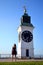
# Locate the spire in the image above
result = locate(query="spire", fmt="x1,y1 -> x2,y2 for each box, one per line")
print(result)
23,6 -> 27,13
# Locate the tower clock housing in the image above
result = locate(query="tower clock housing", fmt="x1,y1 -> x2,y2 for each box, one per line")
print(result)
17,8 -> 34,58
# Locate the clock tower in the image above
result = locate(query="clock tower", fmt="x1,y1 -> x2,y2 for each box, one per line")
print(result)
17,8 -> 34,58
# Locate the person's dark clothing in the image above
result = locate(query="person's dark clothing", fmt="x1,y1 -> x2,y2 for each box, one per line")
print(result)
12,46 -> 17,55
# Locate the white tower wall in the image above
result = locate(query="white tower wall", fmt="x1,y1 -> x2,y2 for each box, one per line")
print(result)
17,26 -> 34,58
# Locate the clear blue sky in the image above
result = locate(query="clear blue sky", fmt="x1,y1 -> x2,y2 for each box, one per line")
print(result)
0,0 -> 43,55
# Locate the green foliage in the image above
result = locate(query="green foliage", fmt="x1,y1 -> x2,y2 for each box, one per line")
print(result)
0,61 -> 43,65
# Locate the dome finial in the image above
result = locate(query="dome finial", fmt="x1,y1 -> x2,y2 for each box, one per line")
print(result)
23,6 -> 27,13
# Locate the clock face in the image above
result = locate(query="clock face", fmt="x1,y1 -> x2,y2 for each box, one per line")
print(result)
21,30 -> 33,42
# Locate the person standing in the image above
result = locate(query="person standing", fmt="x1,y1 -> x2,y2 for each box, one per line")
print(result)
12,44 -> 17,61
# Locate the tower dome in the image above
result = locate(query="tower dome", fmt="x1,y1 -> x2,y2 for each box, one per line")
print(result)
21,8 -> 34,27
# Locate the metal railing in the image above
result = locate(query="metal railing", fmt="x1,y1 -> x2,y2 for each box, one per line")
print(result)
0,54 -> 12,58
0,54 -> 43,59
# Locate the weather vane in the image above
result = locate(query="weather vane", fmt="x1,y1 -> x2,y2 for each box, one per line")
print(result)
23,6 -> 27,13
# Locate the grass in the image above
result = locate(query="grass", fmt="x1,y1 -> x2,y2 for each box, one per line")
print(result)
0,61 -> 43,65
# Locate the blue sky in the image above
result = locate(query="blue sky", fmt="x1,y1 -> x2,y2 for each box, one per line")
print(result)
0,0 -> 43,55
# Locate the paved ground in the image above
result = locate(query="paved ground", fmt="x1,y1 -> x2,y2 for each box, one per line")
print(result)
0,58 -> 43,62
